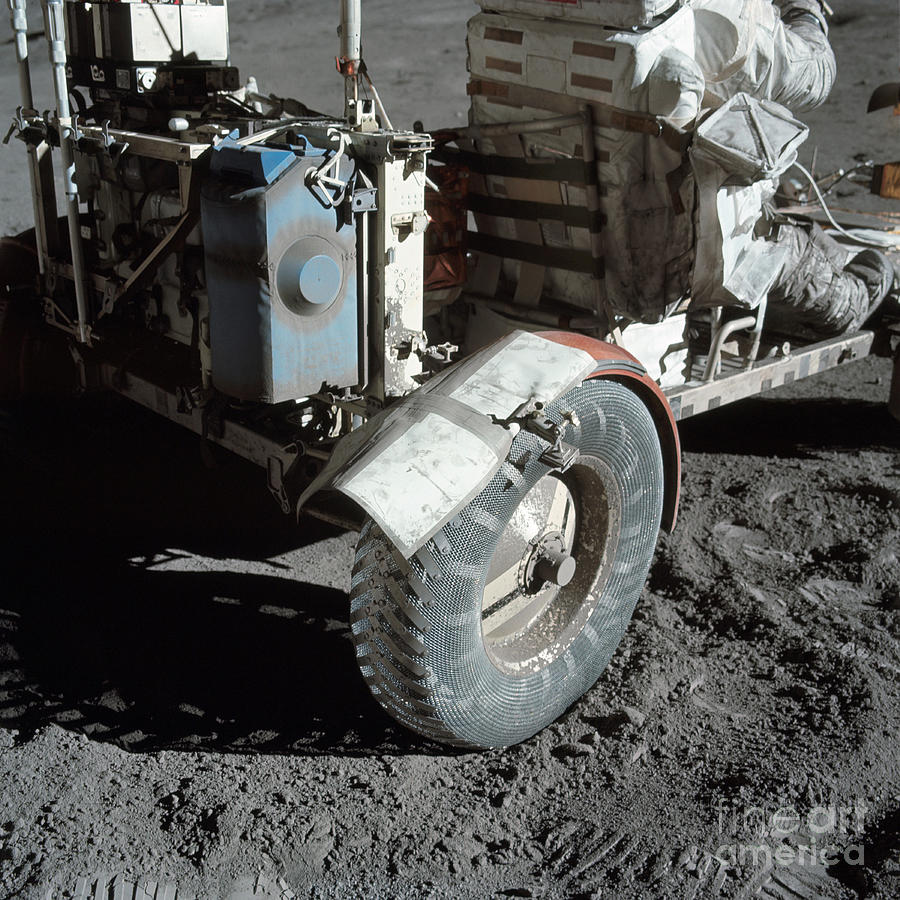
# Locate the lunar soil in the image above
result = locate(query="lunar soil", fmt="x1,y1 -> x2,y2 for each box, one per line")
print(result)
0,2 -> 898,898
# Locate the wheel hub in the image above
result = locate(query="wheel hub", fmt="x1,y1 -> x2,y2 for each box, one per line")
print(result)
481,457 -> 623,676
524,531 -> 577,591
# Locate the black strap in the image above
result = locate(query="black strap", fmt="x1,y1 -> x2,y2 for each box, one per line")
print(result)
431,146 -> 593,184
467,231 -> 600,276
467,192 -> 605,232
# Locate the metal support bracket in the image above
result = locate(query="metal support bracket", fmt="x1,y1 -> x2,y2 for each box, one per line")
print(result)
537,438 -> 579,472
72,117 -> 130,162
493,400 -> 580,472
267,444 -> 301,515
418,341 -> 459,371
350,186 -> 377,212
176,385 -> 207,415
67,339 -> 87,390
305,130 -> 352,209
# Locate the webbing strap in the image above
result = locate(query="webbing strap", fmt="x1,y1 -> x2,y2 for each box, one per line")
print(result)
467,231 -> 601,276
467,192 -> 605,232
431,145 -> 591,184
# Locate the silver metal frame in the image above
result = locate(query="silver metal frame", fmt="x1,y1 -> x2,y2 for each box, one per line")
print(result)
7,0 -> 57,274
43,0 -> 90,343
668,330 -> 878,421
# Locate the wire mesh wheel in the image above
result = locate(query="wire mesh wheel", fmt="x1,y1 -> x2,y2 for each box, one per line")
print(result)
349,378 -> 665,748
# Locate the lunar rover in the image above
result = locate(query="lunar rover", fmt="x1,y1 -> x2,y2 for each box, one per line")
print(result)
1,0 -> 897,748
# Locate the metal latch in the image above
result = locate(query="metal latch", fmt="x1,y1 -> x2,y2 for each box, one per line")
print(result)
537,438 -> 579,472
3,106 -> 46,147
494,400 -> 580,473
390,211 -> 428,238
420,341 -> 458,369
72,118 -> 130,162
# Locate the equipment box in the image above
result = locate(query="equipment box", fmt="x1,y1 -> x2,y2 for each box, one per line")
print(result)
465,7 -> 701,322
473,0 -> 680,28
65,0 -> 229,64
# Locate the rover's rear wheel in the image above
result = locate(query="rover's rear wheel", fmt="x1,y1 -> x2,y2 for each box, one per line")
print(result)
349,378 -> 664,748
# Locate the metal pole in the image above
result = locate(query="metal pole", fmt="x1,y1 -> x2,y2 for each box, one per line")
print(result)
42,0 -> 89,343
340,0 -> 361,122
702,316 -> 758,382
8,0 -> 56,274
8,0 -> 32,105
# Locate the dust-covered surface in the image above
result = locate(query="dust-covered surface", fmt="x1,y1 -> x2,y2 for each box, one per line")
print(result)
1,2 -> 899,899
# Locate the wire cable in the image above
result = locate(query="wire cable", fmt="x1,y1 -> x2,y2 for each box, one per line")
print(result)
792,161 -> 899,249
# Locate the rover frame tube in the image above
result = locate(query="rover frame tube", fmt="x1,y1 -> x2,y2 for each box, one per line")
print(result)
8,0 -> 55,275
43,0 -> 89,342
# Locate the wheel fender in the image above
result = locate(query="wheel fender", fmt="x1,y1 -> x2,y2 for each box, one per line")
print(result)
297,329 -> 679,556
538,330 -> 681,532
298,329 -> 599,554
